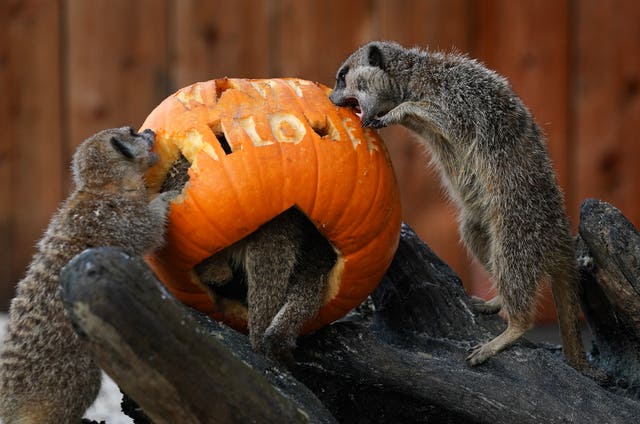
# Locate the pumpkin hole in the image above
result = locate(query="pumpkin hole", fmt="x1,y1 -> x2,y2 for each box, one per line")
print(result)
215,79 -> 233,100
196,255 -> 248,306
194,207 -> 337,311
215,133 -> 233,155
160,154 -> 190,193
312,125 -> 328,138
310,118 -> 340,141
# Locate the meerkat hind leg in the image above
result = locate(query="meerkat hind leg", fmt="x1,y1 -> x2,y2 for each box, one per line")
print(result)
262,212 -> 337,364
262,270 -> 330,363
467,313 -> 532,366
245,236 -> 297,356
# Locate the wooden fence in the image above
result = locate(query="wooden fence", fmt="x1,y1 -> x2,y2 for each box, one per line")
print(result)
1,0 -> 639,321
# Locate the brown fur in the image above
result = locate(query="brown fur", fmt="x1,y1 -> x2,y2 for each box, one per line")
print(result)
0,127 -> 174,423
330,41 -> 588,370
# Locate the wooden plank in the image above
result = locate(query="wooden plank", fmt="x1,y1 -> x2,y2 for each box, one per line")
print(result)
573,0 -> 640,229
377,0 -> 475,287
0,1 -> 63,309
475,0 -> 570,200
473,0 -> 570,321
66,0 -> 169,166
275,0 -> 375,86
379,0 -> 473,52
171,0 -> 270,88
0,2 -> 12,308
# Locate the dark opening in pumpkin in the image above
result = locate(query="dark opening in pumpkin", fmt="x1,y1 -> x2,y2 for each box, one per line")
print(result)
212,130 -> 233,155
158,153 -> 337,313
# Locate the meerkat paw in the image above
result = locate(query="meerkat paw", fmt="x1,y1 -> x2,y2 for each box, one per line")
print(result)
149,190 -> 179,213
470,296 -> 502,315
157,190 -> 180,203
466,342 -> 497,366
362,117 -> 387,129
576,361 -> 615,386
467,321 -> 528,365
261,330 -> 296,366
195,254 -> 233,287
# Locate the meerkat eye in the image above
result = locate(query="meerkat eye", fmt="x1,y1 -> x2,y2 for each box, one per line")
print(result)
336,66 -> 349,88
110,137 -> 135,160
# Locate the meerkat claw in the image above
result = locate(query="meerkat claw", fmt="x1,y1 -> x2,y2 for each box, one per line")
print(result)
466,343 -> 492,366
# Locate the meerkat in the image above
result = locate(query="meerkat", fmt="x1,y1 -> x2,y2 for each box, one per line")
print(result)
160,155 -> 337,363
329,41 -> 587,370
0,127 -> 175,423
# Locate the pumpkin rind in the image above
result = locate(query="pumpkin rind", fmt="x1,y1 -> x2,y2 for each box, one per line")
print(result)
142,78 -> 402,333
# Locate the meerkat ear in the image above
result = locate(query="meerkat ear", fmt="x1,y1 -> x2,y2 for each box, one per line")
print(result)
367,45 -> 384,69
110,137 -> 135,159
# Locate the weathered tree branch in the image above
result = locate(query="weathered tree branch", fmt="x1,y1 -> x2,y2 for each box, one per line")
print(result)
59,201 -> 640,423
60,249 -> 336,424
577,198 -> 640,395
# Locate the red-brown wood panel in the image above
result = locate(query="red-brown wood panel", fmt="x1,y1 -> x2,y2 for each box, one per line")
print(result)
171,0 -> 271,88
573,0 -> 640,228
275,0 -> 376,86
475,0 -> 570,196
377,0 -> 475,287
66,0 -> 169,170
0,1 -> 63,308
2,1 -> 640,312
0,1 -> 11,306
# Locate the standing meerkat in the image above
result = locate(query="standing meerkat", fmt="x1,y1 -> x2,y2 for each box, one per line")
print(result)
0,127 -> 175,423
160,156 -> 337,364
329,41 -> 587,370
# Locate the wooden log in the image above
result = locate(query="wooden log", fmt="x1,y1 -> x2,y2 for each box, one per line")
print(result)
577,198 -> 640,395
290,225 -> 640,423
59,223 -> 640,423
60,247 -> 336,424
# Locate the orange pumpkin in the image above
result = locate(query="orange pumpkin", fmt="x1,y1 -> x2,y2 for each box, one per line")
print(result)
141,78 -> 402,333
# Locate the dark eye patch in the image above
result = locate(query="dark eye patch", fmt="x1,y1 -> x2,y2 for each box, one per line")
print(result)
110,137 -> 135,159
336,66 -> 349,88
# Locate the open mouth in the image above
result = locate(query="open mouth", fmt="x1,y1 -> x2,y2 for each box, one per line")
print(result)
341,97 -> 363,120
340,97 -> 389,122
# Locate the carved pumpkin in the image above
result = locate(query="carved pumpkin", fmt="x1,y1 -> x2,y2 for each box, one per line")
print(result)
141,78 -> 402,333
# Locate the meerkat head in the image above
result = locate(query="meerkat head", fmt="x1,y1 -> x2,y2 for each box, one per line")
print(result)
329,41 -> 405,127
72,126 -> 157,189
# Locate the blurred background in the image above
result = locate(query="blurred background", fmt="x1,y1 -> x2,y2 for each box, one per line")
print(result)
1,0 -> 639,326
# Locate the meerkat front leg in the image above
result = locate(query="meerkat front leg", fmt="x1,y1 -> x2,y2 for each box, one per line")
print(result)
365,101 -> 447,134
149,190 -> 178,220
